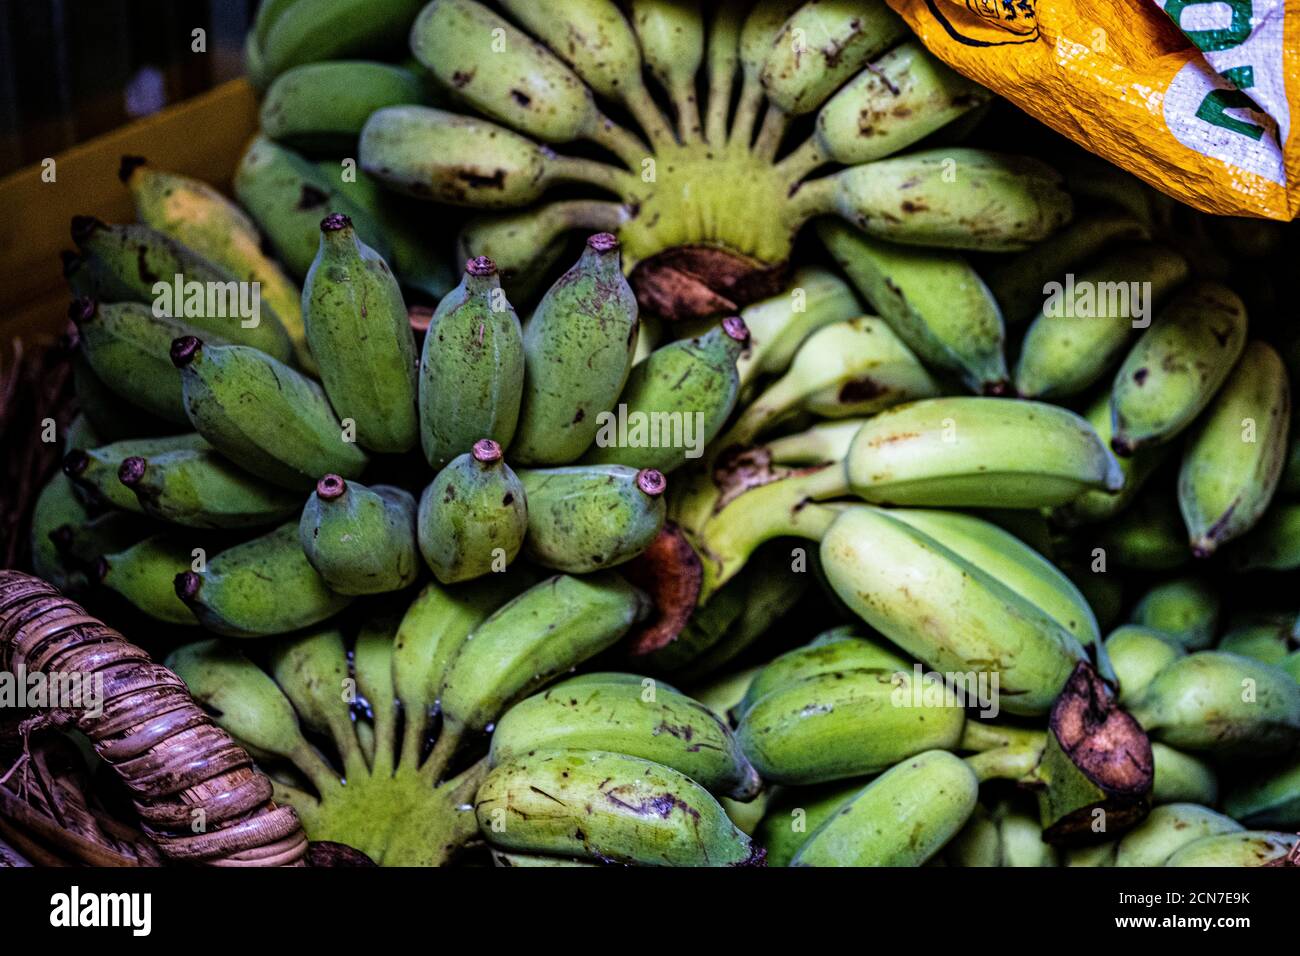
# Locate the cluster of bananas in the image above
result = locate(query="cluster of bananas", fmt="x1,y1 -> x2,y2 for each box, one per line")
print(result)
22,0 -> 1300,866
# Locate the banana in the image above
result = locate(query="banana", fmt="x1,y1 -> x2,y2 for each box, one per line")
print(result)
267,627 -> 354,745
456,205 -> 594,301
1164,831 -> 1298,867
1216,613 -> 1297,666
304,213 -> 419,453
261,61 -> 424,152
948,802 -> 1058,867
1109,281 -> 1248,454
754,778 -> 865,866
69,298 -> 221,425
439,572 -> 650,736
95,534 -> 201,625
475,749 -> 762,866
417,440 -> 528,584
489,677 -> 760,799
1113,803 -> 1243,867
737,630 -> 909,719
1151,742 -> 1218,806
1014,243 -> 1190,399
260,0 -> 426,79
117,446 -> 300,529
820,506 -> 1089,715
1098,487 -> 1190,571
119,157 -> 310,370
234,135 -> 391,279
736,667 -> 966,785
583,318 -> 749,471
1128,651 -> 1300,757
760,0 -> 907,116
63,434 -> 208,513
791,750 -> 979,866
51,512 -> 154,569
30,472 -> 92,593
517,466 -> 666,573
513,234 -> 640,465
814,42 -> 990,165
817,219 -> 1007,393
631,0 -> 705,139
1229,502 -> 1300,571
68,341 -> 176,443
1104,626 -> 1185,704
1129,577 -> 1220,650
417,257 -> 524,469
766,418 -> 864,465
69,216 -> 294,363
717,317 -> 940,450
1224,759 -> 1300,828
299,476 -> 420,595
172,338 -> 369,490
497,0 -> 644,105
1178,341 -> 1291,556
174,522 -> 353,637
808,150 -> 1073,252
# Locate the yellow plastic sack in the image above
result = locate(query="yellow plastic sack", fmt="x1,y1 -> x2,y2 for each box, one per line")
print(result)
887,0 -> 1299,220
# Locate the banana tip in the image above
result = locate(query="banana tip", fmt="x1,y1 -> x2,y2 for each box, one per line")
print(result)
1190,538 -> 1217,560
174,571 -> 201,602
466,256 -> 497,277
1110,434 -> 1136,457
982,379 -> 1011,397
636,468 -> 667,497
588,232 -> 619,253
118,155 -> 147,183
316,474 -> 348,500
67,297 -> 96,325
472,439 -> 503,464
92,557 -> 110,584
722,316 -> 750,343
118,456 -> 147,487
169,335 -> 203,368
48,525 -> 74,552
70,215 -> 106,244
321,213 -> 352,232
62,450 -> 89,478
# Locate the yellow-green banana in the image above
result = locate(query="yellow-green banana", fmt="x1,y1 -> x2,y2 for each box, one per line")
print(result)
1129,577 -> 1220,650
1164,831 -> 1297,867
1104,626 -> 1184,705
261,61 -> 424,152
117,446 -> 299,529
1113,803 -> 1242,867
298,476 -> 419,595
260,0 -> 426,79
95,534 -> 201,625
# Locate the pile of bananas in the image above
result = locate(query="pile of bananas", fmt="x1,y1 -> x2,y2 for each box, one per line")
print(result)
21,0 -> 1300,867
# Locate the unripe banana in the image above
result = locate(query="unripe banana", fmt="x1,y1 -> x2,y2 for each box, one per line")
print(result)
260,0 -> 425,79
948,802 -> 1058,867
1104,626 -> 1185,705
50,512 -> 154,570
817,219 -> 1007,393
117,447 -> 300,530
476,749 -> 762,866
1129,651 -> 1300,756
766,418 -> 864,465
815,42 -> 990,165
755,778 -> 864,866
820,506 -> 1089,715
299,476 -> 419,595
719,317 -> 940,449
63,434 -> 208,513
174,522 -> 353,638
497,0 -> 643,102
94,534 -> 201,625
68,298 -> 219,425
439,572 -> 649,735
1098,488 -> 1190,571
583,318 -> 749,471
261,61 -> 424,152
1014,243 -> 1190,399
737,667 -> 966,785
631,0 -> 704,136
68,341 -> 175,442
70,216 -> 293,363
1229,502 -> 1300,572
1113,803 -> 1243,867
172,338 -> 368,490
417,440 -> 527,583
1110,281 -> 1248,454
760,0 -> 907,116
456,205 -> 591,301
1129,577 -> 1220,650
1151,742 -> 1218,806
119,157 -> 310,370
490,677 -> 760,799
518,465 -> 666,573
1164,831 -> 1297,867
418,257 -> 524,469
813,150 -> 1073,252
304,213 -> 419,453
513,234 -> 640,464
1178,340 -> 1291,557
1224,759 -> 1300,829
31,472 -> 92,594
791,750 -> 979,866
1217,613 -> 1297,666
737,630 -> 909,719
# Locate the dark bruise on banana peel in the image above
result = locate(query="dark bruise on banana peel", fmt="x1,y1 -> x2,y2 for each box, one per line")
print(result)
620,521 -> 703,656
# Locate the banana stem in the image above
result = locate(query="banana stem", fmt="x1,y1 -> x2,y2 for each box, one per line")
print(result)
960,722 -> 1047,754
419,725 -> 464,787
671,82 -> 703,143
324,712 -> 369,784
623,81 -> 678,150
586,114 -> 653,171
399,706 -> 429,773
548,199 -> 629,233
729,74 -> 764,148
784,174 -> 839,231
288,741 -> 344,799
438,757 -> 490,850
752,105 -> 789,162
717,370 -> 806,450
370,706 -> 396,780
548,155 -> 637,198
777,136 -> 827,185
705,2 -> 744,145
964,741 -> 1046,784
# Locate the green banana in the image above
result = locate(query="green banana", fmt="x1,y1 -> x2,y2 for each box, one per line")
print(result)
70,216 -> 293,363
497,0 -> 645,105
261,61 -> 424,152
117,447 -> 300,530
1178,340 -> 1291,556
512,234 -> 640,465
1229,502 -> 1300,571
1113,803 -> 1243,867
172,338 -> 369,490
1224,759 -> 1300,828
518,466 -> 666,573
119,157 -> 310,370
299,476 -> 419,595
1148,742 -> 1217,807
737,667 -> 966,785
1098,487 -> 1190,571
174,521 -> 353,637
754,778 -> 864,867
790,750 -> 978,866
1216,612 -> 1297,666
439,572 -> 650,737
68,339 -> 176,442
1129,577 -> 1220,650
1104,626 -> 1185,705
766,418 -> 864,465
304,213 -> 418,453
631,0 -> 705,139
817,219 -> 1007,393
1129,651 -> 1300,757
717,317 -> 940,450
455,205 -> 594,301
417,256 -> 524,469
416,440 -> 528,584
95,534 -> 201,625
475,749 -> 762,866
583,318 -> 749,471
1110,281 -> 1248,454
30,472 -> 92,594
260,0 -> 426,79
490,676 -> 760,800
1164,831 -> 1297,867
737,630 -> 909,720
50,511 -> 155,570
1014,243 -> 1190,399
63,434 -> 208,513
948,802 -> 1058,867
